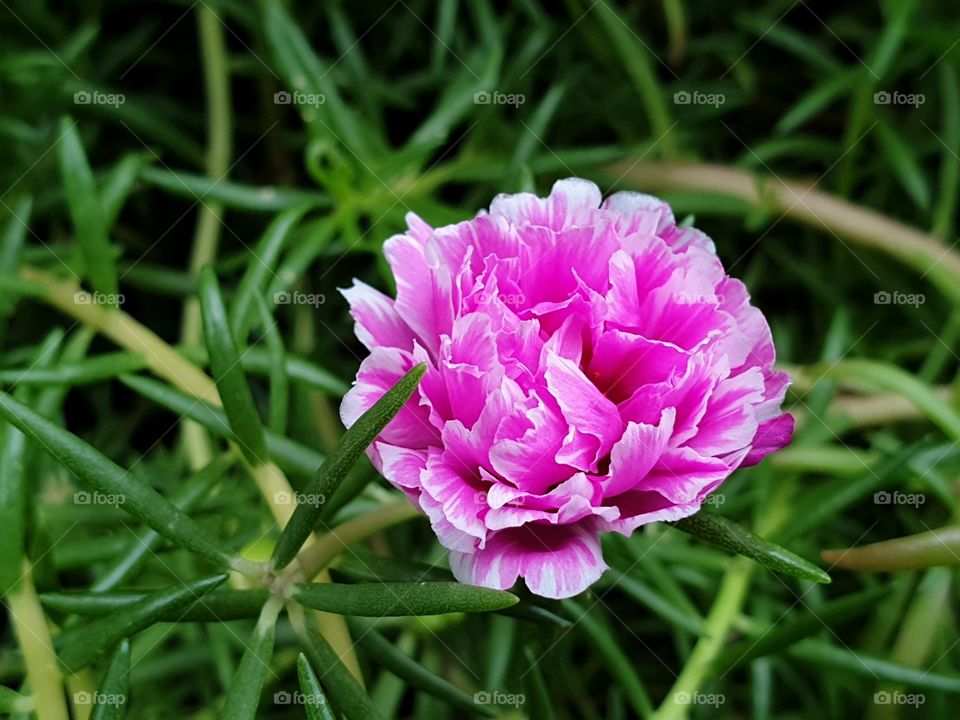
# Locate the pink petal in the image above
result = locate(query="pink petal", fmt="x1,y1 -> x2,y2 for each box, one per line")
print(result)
545,353 -> 625,472
340,280 -> 416,352
450,521 -> 607,599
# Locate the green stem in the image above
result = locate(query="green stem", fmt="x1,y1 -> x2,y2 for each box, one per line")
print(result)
295,500 -> 421,580
181,4 -> 234,470
7,562 -> 69,720
651,559 -> 753,720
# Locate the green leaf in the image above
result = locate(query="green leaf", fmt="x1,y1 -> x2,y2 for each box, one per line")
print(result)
262,0 -> 376,161
218,598 -> 281,720
822,525 -> 960,571
0,195 -> 32,318
790,639 -> 960,693
600,569 -> 707,636
347,618 -> 495,717
0,391 -> 245,572
296,654 -> 337,720
91,455 -> 235,591
58,116 -> 118,302
230,202 -> 314,340
41,587 -> 271,622
670,511 -> 831,583
0,351 -> 147,387
0,685 -> 33,715
199,265 -> 268,465
271,363 -> 426,569
822,359 -> 960,441
138,166 -> 323,212
933,63 -> 960,240
292,581 -> 518,616
90,639 -> 130,720
295,610 -> 386,720
57,573 -> 228,671
252,292 -> 288,434
0,331 -> 62,595
713,586 -> 887,671
876,120 -> 931,211
775,71 -> 857,135
593,0 -> 673,152
561,600 -> 653,719
119,374 -> 324,477
523,646 -> 557,720
101,153 -> 145,230
331,551 -> 569,627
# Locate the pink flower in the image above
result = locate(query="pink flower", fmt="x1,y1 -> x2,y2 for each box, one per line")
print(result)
341,179 -> 793,599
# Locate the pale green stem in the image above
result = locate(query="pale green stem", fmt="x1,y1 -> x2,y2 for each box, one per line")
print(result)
180,4 -> 233,470
7,562 -> 68,720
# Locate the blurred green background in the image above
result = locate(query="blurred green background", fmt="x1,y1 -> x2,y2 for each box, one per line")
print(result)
2,0 -> 960,718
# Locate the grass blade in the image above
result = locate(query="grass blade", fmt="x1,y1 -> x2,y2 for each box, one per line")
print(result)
271,363 -> 426,569
293,608 -> 386,720
670,511 -> 831,584
0,391 -> 248,573
347,618 -> 495,717
218,598 -> 281,720
199,265 -> 268,465
296,653 -> 337,720
292,581 -> 518,616
89,639 -> 130,720
58,116 -> 117,303
118,373 -> 323,476
58,574 -> 228,671
42,588 -> 271,622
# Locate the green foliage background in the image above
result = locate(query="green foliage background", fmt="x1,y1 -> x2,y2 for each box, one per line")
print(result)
2,0 -> 960,718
